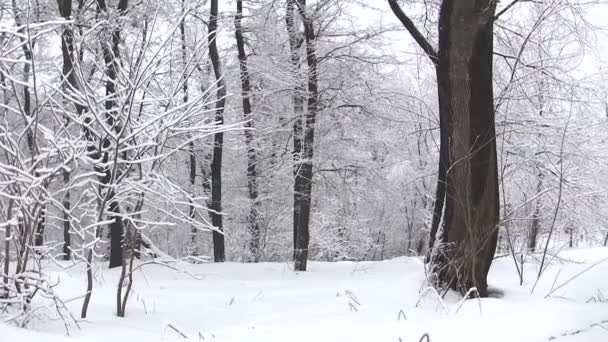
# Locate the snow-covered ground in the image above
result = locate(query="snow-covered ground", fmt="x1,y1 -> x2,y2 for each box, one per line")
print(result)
2,247 -> 608,342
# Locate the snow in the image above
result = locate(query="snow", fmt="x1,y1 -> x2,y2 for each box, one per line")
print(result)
2,247 -> 608,342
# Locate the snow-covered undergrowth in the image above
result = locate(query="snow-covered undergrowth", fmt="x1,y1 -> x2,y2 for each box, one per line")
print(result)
2,247 -> 607,342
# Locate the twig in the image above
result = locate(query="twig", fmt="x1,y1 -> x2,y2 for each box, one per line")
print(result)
419,333 -> 430,342
166,322 -> 189,339
545,256 -> 608,298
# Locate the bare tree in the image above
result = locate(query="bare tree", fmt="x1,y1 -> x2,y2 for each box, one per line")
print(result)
389,0 -> 500,296
285,0 -> 305,261
292,0 -> 319,271
235,0 -> 262,262
208,0 -> 226,262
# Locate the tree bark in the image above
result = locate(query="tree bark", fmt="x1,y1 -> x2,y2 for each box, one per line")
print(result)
3,201 -> 11,299
286,0 -> 305,261
12,0 -> 45,252
208,0 -> 226,262
434,0 -> 499,297
389,0 -> 500,296
179,0 -> 199,257
235,0 -> 262,262
57,0 -> 79,261
293,0 -> 318,272
95,0 -> 129,269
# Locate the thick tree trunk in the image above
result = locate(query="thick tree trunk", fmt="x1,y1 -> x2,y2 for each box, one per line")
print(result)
293,0 -> 318,272
286,0 -> 305,261
235,0 -> 262,262
208,0 -> 226,262
433,0 -> 499,297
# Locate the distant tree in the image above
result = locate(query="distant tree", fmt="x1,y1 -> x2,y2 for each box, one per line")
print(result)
235,0 -> 262,262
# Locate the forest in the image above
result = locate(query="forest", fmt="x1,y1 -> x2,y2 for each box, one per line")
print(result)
0,0 -> 607,341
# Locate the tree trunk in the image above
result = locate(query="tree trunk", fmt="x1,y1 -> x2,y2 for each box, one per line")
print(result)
208,0 -> 226,262
433,0 -> 499,297
235,0 -> 262,262
12,0 -> 45,252
179,0 -> 199,258
286,0 -> 305,261
528,174 -> 542,252
96,0 -> 129,269
57,0 -> 78,261
293,0 -> 318,272
3,201 -> 12,299
387,0 -> 447,256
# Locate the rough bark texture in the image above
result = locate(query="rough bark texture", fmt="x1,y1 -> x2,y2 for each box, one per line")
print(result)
209,0 -> 226,262
433,0 -> 499,297
286,0 -> 305,261
293,0 -> 318,272
236,0 -> 262,261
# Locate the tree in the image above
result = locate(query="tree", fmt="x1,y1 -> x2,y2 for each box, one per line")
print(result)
235,0 -> 262,262
57,0 -> 85,261
11,0 -> 47,252
285,0 -> 305,261
389,0 -> 499,296
208,0 -> 226,262
94,0 -> 130,269
292,0 -> 319,271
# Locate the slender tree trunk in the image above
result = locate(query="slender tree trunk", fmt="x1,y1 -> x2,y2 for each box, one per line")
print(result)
235,0 -> 262,262
208,0 -> 226,262
3,201 -> 11,299
387,0 -> 447,255
12,0 -> 45,251
434,0 -> 499,297
528,174 -> 542,252
286,0 -> 304,261
57,0 -> 77,261
63,171 -> 71,260
57,0 -> 97,319
293,0 -> 318,272
179,0 -> 199,257
96,0 -> 129,269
